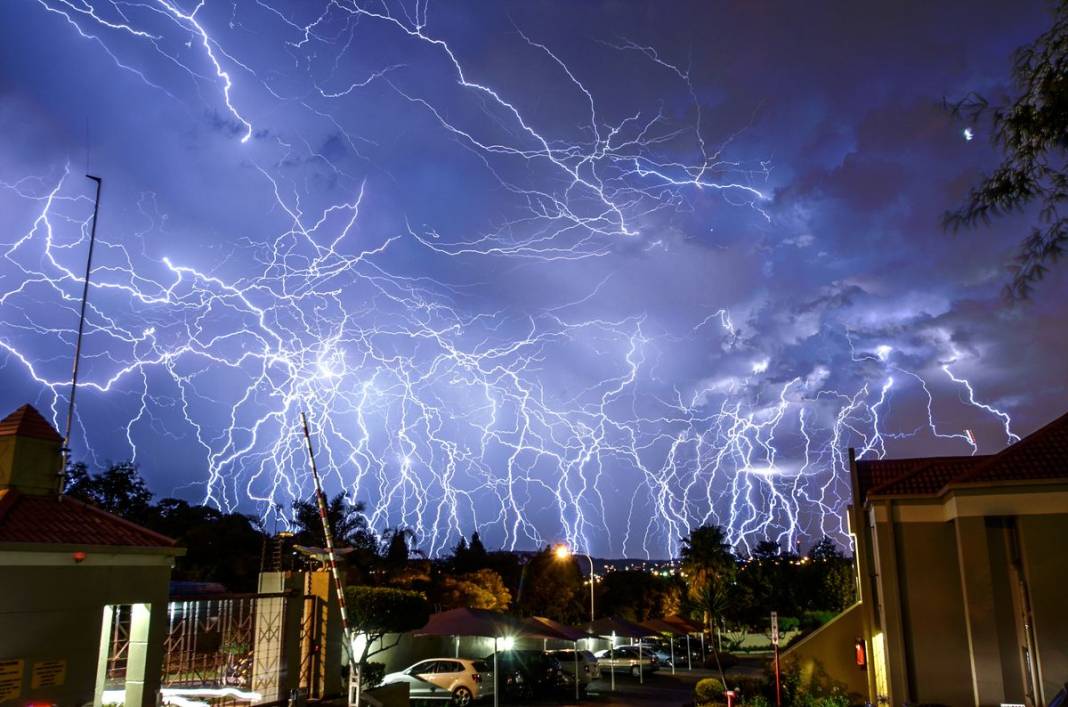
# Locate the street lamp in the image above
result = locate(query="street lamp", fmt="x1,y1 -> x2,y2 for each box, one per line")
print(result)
554,544 -> 595,628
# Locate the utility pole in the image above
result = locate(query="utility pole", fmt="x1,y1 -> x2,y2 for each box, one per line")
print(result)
61,174 -> 102,491
300,411 -> 360,705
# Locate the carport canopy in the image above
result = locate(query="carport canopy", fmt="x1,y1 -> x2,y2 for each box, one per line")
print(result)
524,616 -> 590,642
586,615 -> 648,640
639,617 -> 688,637
414,607 -> 561,639
662,614 -> 704,634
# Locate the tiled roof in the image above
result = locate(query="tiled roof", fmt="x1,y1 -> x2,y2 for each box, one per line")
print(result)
0,488 -> 177,550
0,404 -> 63,444
853,456 -> 931,504
856,410 -> 1068,502
867,456 -> 987,497
956,411 -> 1068,485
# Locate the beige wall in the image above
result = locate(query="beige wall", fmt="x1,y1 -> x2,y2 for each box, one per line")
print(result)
0,436 -> 62,495
0,555 -> 171,707
781,602 -> 867,700
894,521 -> 974,706
1019,514 -> 1068,704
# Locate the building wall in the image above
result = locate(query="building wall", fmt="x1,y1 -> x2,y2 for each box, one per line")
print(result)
1019,513 -> 1068,704
0,556 -> 171,707
894,521 -> 973,706
781,602 -> 867,700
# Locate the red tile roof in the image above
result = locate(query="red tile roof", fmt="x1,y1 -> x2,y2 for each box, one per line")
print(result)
867,456 -> 987,497
0,404 -> 63,444
0,488 -> 178,550
853,456 -> 932,504
956,411 -> 1068,485
855,410 -> 1068,502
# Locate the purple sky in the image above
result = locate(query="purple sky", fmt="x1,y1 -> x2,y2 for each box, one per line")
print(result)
1,1 -> 1065,558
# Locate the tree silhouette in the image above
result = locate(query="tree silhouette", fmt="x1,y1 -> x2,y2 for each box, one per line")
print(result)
947,2 -> 1068,300
291,493 -> 374,552
65,461 -> 153,521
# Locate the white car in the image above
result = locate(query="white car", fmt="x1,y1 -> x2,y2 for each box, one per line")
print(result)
594,646 -> 659,677
381,658 -> 492,705
547,649 -> 600,693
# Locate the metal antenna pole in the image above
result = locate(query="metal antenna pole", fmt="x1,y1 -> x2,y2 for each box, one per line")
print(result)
61,174 -> 102,490
300,411 -> 360,705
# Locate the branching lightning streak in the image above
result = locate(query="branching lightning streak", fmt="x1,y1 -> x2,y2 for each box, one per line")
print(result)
2,1 -> 1019,558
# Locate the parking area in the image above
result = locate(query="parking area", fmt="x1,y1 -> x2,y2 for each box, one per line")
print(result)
485,660 -> 765,706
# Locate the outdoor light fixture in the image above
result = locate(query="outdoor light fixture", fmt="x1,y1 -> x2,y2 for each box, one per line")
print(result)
500,636 -> 515,651
72,551 -> 86,563
554,544 -> 570,560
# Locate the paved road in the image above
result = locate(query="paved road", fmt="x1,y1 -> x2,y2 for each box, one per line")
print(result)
501,667 -> 718,707
503,659 -> 766,706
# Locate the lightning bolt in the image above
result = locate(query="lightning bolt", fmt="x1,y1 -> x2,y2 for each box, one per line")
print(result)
0,1 -> 1020,559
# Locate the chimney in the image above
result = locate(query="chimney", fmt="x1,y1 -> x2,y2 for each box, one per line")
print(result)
0,404 -> 64,495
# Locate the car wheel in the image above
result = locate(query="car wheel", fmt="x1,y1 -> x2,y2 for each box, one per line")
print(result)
451,686 -> 473,706
630,665 -> 640,678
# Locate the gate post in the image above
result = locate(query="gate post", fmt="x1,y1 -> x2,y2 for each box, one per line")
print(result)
253,572 -> 302,703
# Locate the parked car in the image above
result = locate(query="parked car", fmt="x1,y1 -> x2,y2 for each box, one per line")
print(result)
484,650 -> 567,699
594,645 -> 659,677
547,649 -> 600,694
381,658 -> 492,705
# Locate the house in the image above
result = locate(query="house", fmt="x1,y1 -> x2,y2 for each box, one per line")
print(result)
849,411 -> 1068,706
0,404 -> 183,707
783,410 -> 1068,705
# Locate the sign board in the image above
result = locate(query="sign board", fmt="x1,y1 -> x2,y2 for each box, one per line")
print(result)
0,659 -> 23,703
770,611 -> 779,646
31,660 -> 66,689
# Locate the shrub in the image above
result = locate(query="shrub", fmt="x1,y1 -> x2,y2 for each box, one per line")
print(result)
695,677 -> 726,704
729,676 -> 767,700
746,697 -> 772,707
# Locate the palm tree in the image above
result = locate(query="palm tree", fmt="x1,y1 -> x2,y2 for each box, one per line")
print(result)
291,493 -> 371,548
680,525 -> 736,685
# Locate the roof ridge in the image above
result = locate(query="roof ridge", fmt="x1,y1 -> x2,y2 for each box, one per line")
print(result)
0,404 -> 63,443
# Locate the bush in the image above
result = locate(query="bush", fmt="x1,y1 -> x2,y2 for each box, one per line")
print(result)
797,693 -> 849,707
695,677 -> 726,704
746,697 -> 772,707
728,676 -> 767,700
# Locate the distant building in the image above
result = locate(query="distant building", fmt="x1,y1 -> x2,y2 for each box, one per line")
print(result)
784,411 -> 1068,705
0,404 -> 182,707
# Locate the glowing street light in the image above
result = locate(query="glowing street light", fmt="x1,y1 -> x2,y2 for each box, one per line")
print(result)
554,544 -> 595,628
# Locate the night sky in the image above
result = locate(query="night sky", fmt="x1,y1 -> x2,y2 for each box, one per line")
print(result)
1,1 -> 1065,558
